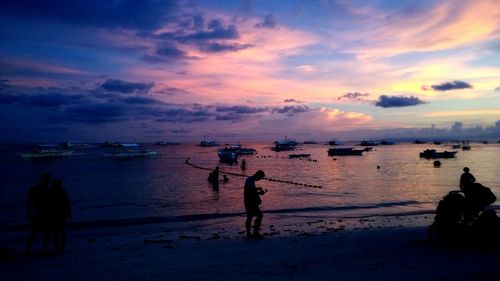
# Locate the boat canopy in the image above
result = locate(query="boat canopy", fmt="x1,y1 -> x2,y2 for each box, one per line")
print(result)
118,143 -> 139,147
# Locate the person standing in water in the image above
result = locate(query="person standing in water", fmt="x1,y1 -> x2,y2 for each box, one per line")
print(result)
460,167 -> 476,192
240,159 -> 247,170
244,170 -> 266,239
48,179 -> 71,255
25,173 -> 52,254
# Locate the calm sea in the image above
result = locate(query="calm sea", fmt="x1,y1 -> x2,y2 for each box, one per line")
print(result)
1,142 -> 499,230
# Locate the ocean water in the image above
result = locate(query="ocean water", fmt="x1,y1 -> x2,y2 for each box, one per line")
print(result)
1,142 -> 499,230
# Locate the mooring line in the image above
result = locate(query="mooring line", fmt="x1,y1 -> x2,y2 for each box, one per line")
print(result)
185,158 -> 322,188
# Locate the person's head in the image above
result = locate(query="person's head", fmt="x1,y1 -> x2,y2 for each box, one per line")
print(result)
215,166 -> 219,171
463,167 -> 470,173
40,173 -> 52,186
253,170 -> 265,181
52,179 -> 63,189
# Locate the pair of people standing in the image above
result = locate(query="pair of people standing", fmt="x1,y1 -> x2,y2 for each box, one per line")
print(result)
26,173 -> 71,255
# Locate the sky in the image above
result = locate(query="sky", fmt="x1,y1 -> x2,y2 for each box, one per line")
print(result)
1,0 -> 499,143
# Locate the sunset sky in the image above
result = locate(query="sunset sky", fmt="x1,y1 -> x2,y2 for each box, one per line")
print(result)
1,0 -> 499,142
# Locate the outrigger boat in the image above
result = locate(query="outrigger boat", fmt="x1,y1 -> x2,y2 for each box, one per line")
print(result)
419,149 -> 457,159
102,143 -> 159,158
19,144 -> 73,159
218,149 -> 239,163
272,137 -> 299,151
328,147 -> 364,156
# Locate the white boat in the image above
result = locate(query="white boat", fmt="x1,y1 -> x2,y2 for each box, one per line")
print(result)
272,137 -> 299,151
218,149 -> 239,163
19,144 -> 73,159
102,143 -> 159,158
63,141 -> 89,148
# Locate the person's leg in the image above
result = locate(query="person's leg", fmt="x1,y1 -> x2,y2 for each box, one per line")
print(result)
25,224 -> 37,254
42,226 -> 50,254
253,210 -> 263,237
246,214 -> 253,238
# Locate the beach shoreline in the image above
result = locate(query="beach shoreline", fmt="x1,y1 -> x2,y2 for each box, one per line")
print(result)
2,214 -> 499,281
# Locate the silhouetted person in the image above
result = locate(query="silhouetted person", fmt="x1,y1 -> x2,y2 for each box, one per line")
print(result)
48,179 -> 71,255
25,173 -> 52,254
460,167 -> 476,192
244,170 -> 266,239
211,166 -> 220,190
240,159 -> 247,170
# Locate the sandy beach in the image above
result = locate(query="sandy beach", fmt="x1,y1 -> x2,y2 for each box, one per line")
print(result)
2,213 -> 499,281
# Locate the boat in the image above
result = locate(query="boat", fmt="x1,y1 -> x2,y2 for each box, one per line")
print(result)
155,141 -> 180,145
239,147 -> 257,155
272,138 -> 299,151
451,144 -> 461,149
414,140 -> 426,144
328,140 -> 340,146
433,141 -> 442,145
19,144 -> 73,159
218,149 -> 239,163
303,140 -> 317,144
63,141 -> 89,148
200,140 -> 219,147
288,154 -> 311,159
359,140 -> 378,146
419,149 -> 457,159
102,143 -> 159,158
462,144 -> 471,150
380,140 -> 395,145
328,147 -> 364,156
103,141 -> 121,147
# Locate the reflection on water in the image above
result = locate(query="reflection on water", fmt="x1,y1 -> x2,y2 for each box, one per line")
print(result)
0,143 -> 499,227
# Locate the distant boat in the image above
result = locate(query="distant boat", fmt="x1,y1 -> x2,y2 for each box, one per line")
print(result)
419,149 -> 457,159
380,140 -> 395,145
303,140 -> 317,144
328,140 -> 340,146
218,149 -> 239,163
414,140 -> 426,144
359,140 -> 378,146
102,143 -> 159,158
462,144 -> 471,150
433,141 -> 442,145
155,141 -> 180,145
200,140 -> 219,147
482,140 -> 488,144
328,147 -> 364,156
272,137 -> 299,151
451,143 -> 461,149
239,147 -> 257,155
103,141 -> 121,147
19,144 -> 73,159
63,141 -> 89,148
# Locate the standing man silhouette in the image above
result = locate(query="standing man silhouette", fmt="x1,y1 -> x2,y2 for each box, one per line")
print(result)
244,170 -> 266,239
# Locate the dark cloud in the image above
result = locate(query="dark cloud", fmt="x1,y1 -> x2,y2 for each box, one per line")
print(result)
199,42 -> 254,53
100,79 -> 154,94
255,13 -> 277,29
283,99 -> 302,103
431,80 -> 473,91
0,0 -> 177,30
63,102 -> 129,123
215,105 -> 268,114
121,96 -> 162,105
0,92 -> 85,107
155,45 -> 188,59
337,92 -> 370,101
272,105 -> 310,114
374,95 -> 426,108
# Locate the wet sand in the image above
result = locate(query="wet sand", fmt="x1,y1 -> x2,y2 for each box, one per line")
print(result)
1,214 -> 499,281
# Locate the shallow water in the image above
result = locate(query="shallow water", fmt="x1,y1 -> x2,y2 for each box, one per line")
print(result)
0,142 -> 499,229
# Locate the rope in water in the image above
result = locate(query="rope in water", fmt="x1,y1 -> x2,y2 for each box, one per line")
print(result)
185,158 -> 323,188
